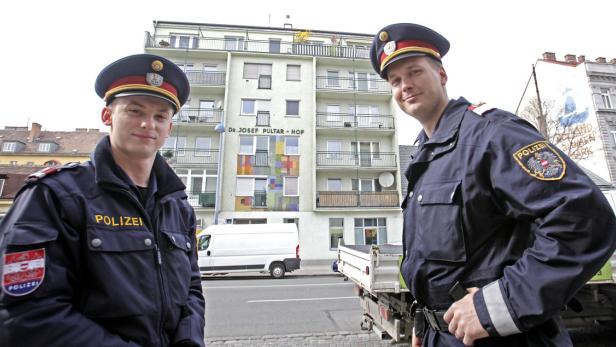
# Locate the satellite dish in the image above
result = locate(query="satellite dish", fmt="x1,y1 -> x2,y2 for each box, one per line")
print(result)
378,172 -> 395,188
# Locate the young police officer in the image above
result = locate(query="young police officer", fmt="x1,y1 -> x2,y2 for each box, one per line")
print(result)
370,23 -> 616,346
0,54 -> 205,346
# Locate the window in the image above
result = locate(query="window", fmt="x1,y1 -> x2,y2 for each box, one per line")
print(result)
354,218 -> 387,245
241,99 -> 271,116
0,178 -> 4,196
352,178 -> 381,192
286,100 -> 300,116
44,160 -> 60,167
243,63 -> 272,79
327,179 -> 342,191
327,70 -> 339,87
286,65 -> 301,81
269,39 -> 281,53
177,63 -> 195,72
163,137 -> 186,156
284,177 -> 298,196
284,137 -> 299,155
2,142 -> 17,152
170,34 -> 199,49
224,36 -> 245,50
601,88 -> 613,109
232,218 -> 267,224
326,140 -> 342,159
327,105 -> 341,123
239,136 -> 254,154
258,75 -> 272,89
255,136 -> 269,166
283,218 -> 299,228
198,100 -> 215,121
254,178 -> 267,207
175,169 -> 217,205
38,143 -> 52,152
236,177 -> 254,196
195,137 -> 211,156
329,218 -> 344,250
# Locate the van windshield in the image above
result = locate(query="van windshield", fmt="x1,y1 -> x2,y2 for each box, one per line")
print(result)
198,235 -> 211,251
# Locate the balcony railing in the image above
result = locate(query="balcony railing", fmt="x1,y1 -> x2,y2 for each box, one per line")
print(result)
184,71 -> 225,86
145,33 -> 371,60
316,151 -> 397,168
316,77 -> 391,93
185,192 -> 216,208
316,191 -> 399,208
160,148 -> 219,165
316,113 -> 395,129
253,190 -> 267,207
174,108 -> 223,124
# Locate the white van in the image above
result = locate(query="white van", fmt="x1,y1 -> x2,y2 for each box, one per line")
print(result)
197,223 -> 301,278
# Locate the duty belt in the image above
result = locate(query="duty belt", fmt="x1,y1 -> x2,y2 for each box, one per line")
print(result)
411,301 -> 449,332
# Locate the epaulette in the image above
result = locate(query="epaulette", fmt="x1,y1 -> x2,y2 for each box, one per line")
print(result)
26,162 -> 80,183
467,102 -> 495,116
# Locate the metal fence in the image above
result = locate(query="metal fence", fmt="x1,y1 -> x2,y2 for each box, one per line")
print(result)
174,108 -> 223,124
316,113 -> 395,129
316,191 -> 399,207
160,148 -> 219,165
145,33 -> 371,60
316,151 -> 397,168
184,71 -> 225,86
316,77 -> 391,93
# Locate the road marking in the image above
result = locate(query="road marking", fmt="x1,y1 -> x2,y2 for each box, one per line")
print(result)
204,283 -> 354,290
247,296 -> 357,303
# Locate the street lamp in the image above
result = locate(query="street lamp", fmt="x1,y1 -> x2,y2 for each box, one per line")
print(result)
213,123 -> 225,224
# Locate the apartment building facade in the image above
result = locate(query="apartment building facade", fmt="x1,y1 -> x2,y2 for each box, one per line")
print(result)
145,21 -> 402,259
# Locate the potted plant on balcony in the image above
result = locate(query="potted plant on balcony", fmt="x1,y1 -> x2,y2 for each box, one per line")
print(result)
162,149 -> 174,163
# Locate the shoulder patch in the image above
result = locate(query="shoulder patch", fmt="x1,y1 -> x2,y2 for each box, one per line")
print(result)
513,141 -> 566,181
26,162 -> 80,183
2,248 -> 46,296
468,102 -> 495,116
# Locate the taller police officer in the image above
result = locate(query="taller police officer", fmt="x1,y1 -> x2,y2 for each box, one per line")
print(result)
370,23 -> 616,346
0,54 -> 205,346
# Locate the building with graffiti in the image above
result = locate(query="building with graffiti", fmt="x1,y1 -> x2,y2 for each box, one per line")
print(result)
518,52 -> 616,184
145,20 -> 402,259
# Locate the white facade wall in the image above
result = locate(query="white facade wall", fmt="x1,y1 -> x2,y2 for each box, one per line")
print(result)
147,22 -> 402,260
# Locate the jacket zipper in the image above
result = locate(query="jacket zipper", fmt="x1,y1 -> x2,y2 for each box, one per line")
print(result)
107,186 -> 167,346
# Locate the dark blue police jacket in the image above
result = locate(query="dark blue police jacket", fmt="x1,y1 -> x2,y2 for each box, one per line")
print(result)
402,97 -> 616,346
0,136 -> 205,347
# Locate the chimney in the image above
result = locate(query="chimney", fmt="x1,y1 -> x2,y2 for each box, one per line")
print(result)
610,58 -> 616,64
577,55 -> 586,63
28,122 -> 42,142
283,14 -> 292,29
596,57 -> 607,63
542,52 -> 556,61
564,54 -> 576,63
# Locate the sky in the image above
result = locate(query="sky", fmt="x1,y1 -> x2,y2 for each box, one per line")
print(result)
1,0 -> 614,145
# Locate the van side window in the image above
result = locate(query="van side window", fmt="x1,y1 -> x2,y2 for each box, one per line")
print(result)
198,235 -> 211,251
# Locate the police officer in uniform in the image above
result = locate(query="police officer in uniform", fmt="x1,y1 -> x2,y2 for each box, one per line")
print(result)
0,54 -> 205,346
370,23 -> 616,346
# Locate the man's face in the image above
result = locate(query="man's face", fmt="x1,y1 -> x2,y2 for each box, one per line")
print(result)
386,56 -> 448,121
103,95 -> 174,160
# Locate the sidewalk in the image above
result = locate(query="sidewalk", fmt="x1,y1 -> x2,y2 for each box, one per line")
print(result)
291,259 -> 339,277
206,331 -> 404,346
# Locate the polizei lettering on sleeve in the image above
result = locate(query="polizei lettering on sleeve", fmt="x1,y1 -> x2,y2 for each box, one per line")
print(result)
94,215 -> 144,227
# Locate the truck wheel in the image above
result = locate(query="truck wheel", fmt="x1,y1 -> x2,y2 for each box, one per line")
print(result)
270,263 -> 286,279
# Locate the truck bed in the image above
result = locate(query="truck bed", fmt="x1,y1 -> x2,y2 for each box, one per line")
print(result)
338,244 -> 408,294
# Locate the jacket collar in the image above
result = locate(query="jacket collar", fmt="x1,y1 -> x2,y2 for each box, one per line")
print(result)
414,97 -> 471,146
91,136 -> 186,198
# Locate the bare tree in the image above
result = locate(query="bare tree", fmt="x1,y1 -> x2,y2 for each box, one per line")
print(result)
521,97 -> 595,160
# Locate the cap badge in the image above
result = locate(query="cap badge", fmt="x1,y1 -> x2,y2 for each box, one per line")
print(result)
378,31 -> 389,42
383,41 -> 396,56
151,60 -> 164,72
146,73 -> 164,87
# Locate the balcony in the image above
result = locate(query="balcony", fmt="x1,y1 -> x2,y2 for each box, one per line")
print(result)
316,113 -> 395,130
145,33 -> 370,60
316,191 -> 399,208
184,192 -> 216,208
160,148 -> 219,166
184,71 -> 225,86
316,77 -> 391,94
174,108 -> 223,125
316,151 -> 397,168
